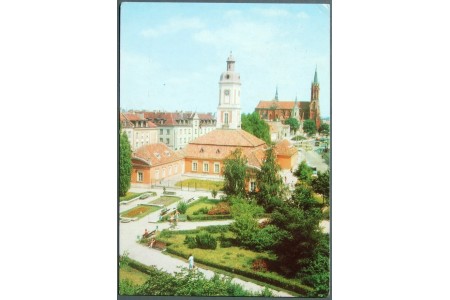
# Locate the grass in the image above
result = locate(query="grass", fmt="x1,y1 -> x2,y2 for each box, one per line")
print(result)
185,198 -> 222,216
120,191 -> 156,202
149,196 -> 181,206
120,205 -> 160,219
119,264 -> 149,285
175,179 -> 224,191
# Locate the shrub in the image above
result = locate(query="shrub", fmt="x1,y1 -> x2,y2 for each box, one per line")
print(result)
203,225 -> 230,233
195,232 -> 217,250
211,189 -> 218,199
219,234 -> 233,248
187,214 -> 232,221
193,207 -> 209,215
183,235 -> 197,249
252,259 -> 268,272
177,202 -> 188,214
207,202 -> 231,215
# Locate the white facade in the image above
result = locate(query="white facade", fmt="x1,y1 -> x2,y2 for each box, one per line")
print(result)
217,53 -> 241,130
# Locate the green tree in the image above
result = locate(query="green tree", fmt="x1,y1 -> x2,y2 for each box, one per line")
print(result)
241,112 -> 271,144
303,119 -> 317,136
284,117 -> 300,134
270,201 -> 323,277
289,184 -> 320,211
211,189 -> 218,199
119,131 -> 132,197
293,160 -> 313,185
318,123 -> 330,136
311,170 -> 330,205
223,148 -> 248,197
256,147 -> 285,212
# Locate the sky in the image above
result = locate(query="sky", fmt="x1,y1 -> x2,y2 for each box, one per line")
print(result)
120,2 -> 330,118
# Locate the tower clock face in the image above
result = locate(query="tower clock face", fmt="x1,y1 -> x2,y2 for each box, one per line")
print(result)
224,90 -> 230,96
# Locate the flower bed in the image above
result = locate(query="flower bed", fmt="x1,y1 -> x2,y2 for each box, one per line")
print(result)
120,205 -> 160,219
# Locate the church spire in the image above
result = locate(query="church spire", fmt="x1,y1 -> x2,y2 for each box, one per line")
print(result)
313,65 -> 318,84
274,86 -> 279,101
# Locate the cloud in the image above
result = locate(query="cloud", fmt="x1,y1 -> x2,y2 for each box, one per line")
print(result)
253,8 -> 290,17
141,17 -> 205,38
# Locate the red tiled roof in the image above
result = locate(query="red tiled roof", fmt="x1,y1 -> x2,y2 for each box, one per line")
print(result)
274,139 -> 298,157
256,100 -> 310,111
146,120 -> 157,128
133,143 -> 183,167
143,111 -> 216,126
189,129 -> 266,147
123,113 -> 144,121
184,129 -> 267,168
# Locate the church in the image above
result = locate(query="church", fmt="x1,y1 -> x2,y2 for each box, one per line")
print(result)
255,68 -> 322,130
183,53 -> 298,190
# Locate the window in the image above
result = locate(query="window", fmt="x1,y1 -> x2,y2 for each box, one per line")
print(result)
137,172 -> 143,182
250,181 -> 256,192
214,163 -> 220,174
174,165 -> 178,174
224,113 -> 229,124
162,168 -> 166,178
155,170 -> 159,179
166,129 -> 170,134
166,138 -> 169,144
160,129 -> 163,135
135,142 -> 138,148
203,162 -> 209,172
192,161 -> 198,172
195,129 -> 197,134
160,138 -> 163,142
168,166 -> 172,175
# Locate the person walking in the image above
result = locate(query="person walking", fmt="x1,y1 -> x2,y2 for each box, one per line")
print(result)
188,253 -> 194,270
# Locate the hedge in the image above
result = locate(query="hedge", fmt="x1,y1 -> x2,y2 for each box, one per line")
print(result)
187,214 -> 233,221
165,247 -> 313,295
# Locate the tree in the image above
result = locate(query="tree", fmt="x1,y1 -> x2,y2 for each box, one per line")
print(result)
211,189 -> 218,199
255,147 -> 285,212
311,170 -> 330,205
119,131 -> 132,197
318,123 -> 330,136
293,160 -> 313,185
222,148 -> 248,197
284,118 -> 300,135
241,112 -> 271,144
303,119 -> 317,136
289,184 -> 321,211
270,200 -> 323,277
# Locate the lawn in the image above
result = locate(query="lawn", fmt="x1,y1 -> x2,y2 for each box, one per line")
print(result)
175,179 -> 224,191
119,264 -> 149,286
120,205 -> 160,219
149,196 -> 181,207
120,191 -> 156,202
185,198 -> 221,215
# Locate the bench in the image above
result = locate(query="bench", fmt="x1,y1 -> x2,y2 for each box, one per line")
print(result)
148,240 -> 166,251
142,229 -> 156,239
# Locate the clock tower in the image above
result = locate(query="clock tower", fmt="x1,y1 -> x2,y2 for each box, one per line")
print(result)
217,52 -> 241,129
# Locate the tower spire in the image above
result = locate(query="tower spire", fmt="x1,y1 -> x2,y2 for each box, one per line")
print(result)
275,86 -> 279,101
314,65 -> 318,84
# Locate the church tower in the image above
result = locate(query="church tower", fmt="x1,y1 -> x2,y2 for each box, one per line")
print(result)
217,52 -> 241,129
292,95 -> 300,121
309,66 -> 321,129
